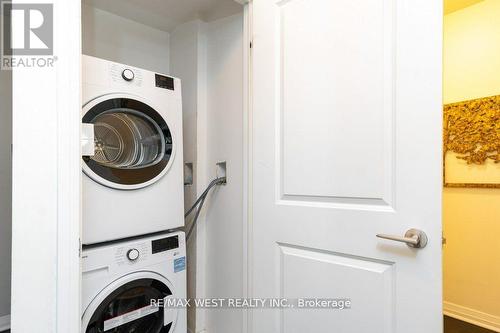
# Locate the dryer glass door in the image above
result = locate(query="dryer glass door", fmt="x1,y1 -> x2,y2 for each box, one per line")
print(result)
82,97 -> 173,188
85,278 -> 174,333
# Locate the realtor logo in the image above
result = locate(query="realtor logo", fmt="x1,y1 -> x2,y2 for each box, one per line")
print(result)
2,1 -> 53,55
1,1 -> 54,69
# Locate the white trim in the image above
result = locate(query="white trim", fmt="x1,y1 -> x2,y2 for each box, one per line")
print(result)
55,1 -> 81,332
444,301 -> 500,332
0,314 -> 10,331
242,3 -> 252,333
11,0 -> 81,332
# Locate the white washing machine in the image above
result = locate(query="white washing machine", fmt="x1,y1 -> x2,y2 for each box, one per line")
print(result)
81,231 -> 187,333
82,55 -> 184,245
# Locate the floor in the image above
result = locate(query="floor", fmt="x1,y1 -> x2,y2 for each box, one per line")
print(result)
444,316 -> 496,333
1,318 -> 493,333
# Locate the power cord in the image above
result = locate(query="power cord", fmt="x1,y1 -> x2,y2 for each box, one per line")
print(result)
185,177 -> 226,241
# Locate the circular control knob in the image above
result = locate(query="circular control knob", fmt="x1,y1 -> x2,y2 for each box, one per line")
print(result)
122,69 -> 135,81
127,248 -> 140,261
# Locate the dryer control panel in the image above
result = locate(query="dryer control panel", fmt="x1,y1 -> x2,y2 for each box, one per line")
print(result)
155,74 -> 175,90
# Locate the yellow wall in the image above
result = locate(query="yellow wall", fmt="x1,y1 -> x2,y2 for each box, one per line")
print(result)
445,0 -> 484,15
444,0 -> 500,325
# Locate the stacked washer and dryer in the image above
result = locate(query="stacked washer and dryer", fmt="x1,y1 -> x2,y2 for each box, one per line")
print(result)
81,55 -> 187,333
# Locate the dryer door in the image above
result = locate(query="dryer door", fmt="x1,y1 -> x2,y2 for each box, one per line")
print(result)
82,95 -> 174,190
82,273 -> 178,333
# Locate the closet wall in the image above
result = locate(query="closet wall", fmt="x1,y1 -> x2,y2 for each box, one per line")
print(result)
0,61 -> 12,329
202,13 -> 244,333
170,19 -> 205,332
82,4 -> 170,73
170,13 -> 245,333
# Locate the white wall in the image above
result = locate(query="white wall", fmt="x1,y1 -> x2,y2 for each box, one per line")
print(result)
202,13 -> 244,333
170,20 -> 203,213
169,19 -> 205,333
0,62 -> 12,325
169,13 -> 244,333
82,4 -> 170,74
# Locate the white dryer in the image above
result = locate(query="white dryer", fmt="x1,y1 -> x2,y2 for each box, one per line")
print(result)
81,231 -> 187,333
82,55 -> 184,245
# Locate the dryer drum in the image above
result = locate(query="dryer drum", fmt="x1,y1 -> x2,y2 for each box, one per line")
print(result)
92,110 -> 165,169
82,97 -> 174,186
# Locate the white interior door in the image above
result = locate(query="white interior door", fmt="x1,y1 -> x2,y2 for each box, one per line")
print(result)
251,0 -> 443,332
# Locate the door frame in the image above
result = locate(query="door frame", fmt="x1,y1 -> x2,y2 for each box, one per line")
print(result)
242,2 -> 252,333
10,0 -> 81,332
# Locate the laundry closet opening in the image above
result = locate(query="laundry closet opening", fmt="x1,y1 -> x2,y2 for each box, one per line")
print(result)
81,1 -> 248,333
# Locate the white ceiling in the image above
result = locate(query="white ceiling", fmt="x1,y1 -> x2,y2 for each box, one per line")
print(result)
83,0 -> 243,32
444,0 -> 484,14
85,0 -> 486,29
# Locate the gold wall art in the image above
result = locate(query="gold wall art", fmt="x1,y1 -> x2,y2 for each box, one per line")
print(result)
443,95 -> 500,188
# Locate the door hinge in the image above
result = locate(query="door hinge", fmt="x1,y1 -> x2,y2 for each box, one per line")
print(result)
250,40 -> 253,49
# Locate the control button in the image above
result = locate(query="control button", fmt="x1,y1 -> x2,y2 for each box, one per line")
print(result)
122,69 -> 135,82
127,248 -> 140,261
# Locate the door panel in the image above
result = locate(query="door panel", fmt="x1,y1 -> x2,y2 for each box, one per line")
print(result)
252,0 -> 443,332
278,0 -> 394,204
279,244 -> 394,332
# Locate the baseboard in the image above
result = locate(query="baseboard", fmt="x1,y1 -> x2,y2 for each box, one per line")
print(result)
0,314 -> 10,331
444,301 -> 500,332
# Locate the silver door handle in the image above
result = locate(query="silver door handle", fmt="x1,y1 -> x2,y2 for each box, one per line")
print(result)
376,229 -> 428,249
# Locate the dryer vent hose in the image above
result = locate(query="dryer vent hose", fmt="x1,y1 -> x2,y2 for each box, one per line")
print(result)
185,177 -> 226,241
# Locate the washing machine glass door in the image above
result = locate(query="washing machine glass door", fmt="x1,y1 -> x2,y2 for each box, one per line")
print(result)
82,97 -> 173,189
85,278 -> 174,333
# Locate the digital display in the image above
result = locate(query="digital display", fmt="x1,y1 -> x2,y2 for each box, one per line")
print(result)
155,74 -> 175,90
152,235 -> 179,254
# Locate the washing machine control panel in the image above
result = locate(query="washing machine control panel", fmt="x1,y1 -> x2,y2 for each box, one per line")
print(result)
113,242 -> 149,267
126,248 -> 140,261
82,232 -> 186,276
152,235 -> 179,254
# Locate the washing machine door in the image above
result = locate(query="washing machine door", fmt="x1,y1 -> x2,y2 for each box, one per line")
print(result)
82,94 -> 174,190
82,272 -> 178,333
